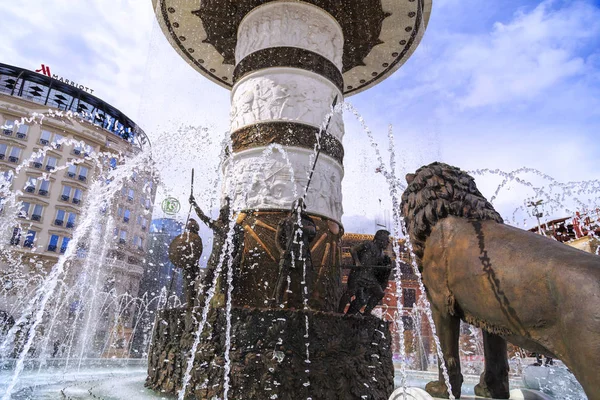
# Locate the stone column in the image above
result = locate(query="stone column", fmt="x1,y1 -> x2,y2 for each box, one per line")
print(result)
224,1 -> 345,311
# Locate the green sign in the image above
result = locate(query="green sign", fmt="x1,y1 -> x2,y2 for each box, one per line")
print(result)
161,197 -> 181,215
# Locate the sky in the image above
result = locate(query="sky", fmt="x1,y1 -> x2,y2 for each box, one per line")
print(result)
1,0 -> 599,234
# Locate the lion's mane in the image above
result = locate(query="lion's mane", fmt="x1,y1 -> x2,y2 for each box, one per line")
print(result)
400,162 -> 504,266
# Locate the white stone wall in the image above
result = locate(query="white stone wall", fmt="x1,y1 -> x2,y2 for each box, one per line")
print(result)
230,68 -> 344,140
222,147 -> 343,222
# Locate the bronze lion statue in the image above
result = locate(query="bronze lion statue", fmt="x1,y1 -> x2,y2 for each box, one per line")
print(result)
400,162 -> 600,400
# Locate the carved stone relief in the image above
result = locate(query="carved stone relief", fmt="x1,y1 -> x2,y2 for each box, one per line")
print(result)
231,69 -> 344,140
222,148 -> 344,222
236,2 -> 344,70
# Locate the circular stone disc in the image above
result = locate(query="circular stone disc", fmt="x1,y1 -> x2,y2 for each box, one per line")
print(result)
152,0 -> 431,96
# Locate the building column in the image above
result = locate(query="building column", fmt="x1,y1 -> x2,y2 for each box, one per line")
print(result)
224,1 -> 345,311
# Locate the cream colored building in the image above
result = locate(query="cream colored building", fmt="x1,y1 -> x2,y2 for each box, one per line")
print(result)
0,63 -> 156,332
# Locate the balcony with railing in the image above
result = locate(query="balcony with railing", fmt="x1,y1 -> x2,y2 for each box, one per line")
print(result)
31,214 -> 41,221
8,156 -> 19,163
72,198 -> 81,205
55,219 -> 64,226
38,189 -> 48,196
3,129 -> 12,136
61,195 -> 70,201
66,221 -> 75,228
47,244 -> 57,252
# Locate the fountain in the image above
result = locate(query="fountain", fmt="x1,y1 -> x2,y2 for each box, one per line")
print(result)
146,0 -> 432,399
1,2 -> 598,400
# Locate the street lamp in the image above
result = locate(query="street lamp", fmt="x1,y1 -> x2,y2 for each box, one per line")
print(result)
528,200 -> 544,235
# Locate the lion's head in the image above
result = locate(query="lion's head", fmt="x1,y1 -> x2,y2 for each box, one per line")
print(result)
400,162 -> 503,265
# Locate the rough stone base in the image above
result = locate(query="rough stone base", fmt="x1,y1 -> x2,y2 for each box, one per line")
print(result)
146,307 -> 394,400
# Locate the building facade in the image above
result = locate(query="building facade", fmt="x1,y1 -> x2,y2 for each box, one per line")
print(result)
0,62 -> 156,356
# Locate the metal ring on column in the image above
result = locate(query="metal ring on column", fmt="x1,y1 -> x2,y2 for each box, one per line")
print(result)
231,121 -> 344,164
233,47 -> 344,92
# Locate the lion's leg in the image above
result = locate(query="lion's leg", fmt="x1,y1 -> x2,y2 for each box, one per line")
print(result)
425,308 -> 463,399
474,331 -> 509,399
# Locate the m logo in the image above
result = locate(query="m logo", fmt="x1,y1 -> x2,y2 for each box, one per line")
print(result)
35,64 -> 51,77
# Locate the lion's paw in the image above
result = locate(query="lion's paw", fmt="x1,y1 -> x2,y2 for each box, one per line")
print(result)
474,382 -> 509,399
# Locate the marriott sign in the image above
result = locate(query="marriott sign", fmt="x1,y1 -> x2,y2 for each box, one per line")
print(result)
36,64 -> 95,95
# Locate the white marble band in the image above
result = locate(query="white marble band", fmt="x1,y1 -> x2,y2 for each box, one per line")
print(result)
230,68 -> 344,140
222,147 -> 344,222
236,1 -> 344,70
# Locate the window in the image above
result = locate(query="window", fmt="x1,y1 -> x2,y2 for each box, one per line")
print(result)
3,119 -> 14,135
1,170 -> 13,188
9,147 -> 21,163
73,143 -> 83,155
136,215 -> 142,225
73,188 -> 82,204
117,207 -> 123,217
79,166 -> 88,181
25,177 -> 37,193
66,212 -> 76,228
109,157 -> 117,169
121,186 -> 127,196
76,246 -> 87,259
40,130 -> 52,145
141,218 -> 147,230
55,209 -> 66,226
10,227 -> 20,245
16,124 -> 28,139
31,152 -> 43,168
60,237 -> 70,253
84,144 -> 93,156
52,134 -> 63,149
61,185 -> 72,201
46,156 -> 57,171
127,189 -> 134,201
402,315 -> 414,331
39,179 -> 50,195
48,234 -> 59,252
145,199 -> 151,209
31,204 -> 43,221
67,164 -> 77,178
402,288 -> 416,308
124,209 -> 130,222
9,226 -> 20,244
23,230 -> 36,248
19,202 -> 30,218
131,171 -> 138,181
119,230 -> 127,244
0,143 -> 7,159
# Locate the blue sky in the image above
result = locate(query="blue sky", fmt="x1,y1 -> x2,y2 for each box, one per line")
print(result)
1,0 -> 599,233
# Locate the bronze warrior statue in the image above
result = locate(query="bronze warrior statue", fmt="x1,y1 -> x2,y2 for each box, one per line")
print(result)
338,229 -> 392,315
401,162 -> 600,400
189,195 -> 244,304
168,219 -> 203,309
273,198 -> 317,309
